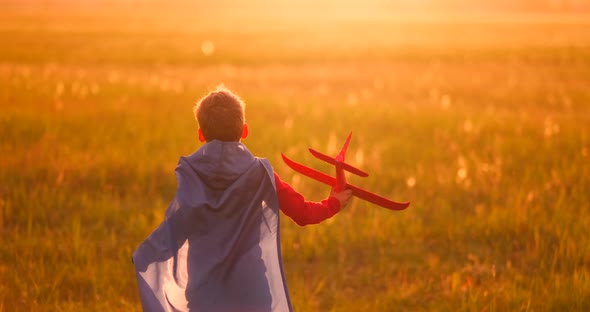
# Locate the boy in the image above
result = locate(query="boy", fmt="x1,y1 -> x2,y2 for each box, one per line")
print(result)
133,86 -> 352,312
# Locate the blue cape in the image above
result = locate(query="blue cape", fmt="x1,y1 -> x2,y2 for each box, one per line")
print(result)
133,141 -> 292,312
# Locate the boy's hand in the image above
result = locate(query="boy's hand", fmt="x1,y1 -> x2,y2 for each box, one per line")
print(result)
330,188 -> 353,209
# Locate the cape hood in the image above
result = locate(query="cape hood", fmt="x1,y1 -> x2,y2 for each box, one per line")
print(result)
186,140 -> 257,190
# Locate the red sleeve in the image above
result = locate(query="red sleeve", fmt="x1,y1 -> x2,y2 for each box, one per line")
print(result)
274,173 -> 341,226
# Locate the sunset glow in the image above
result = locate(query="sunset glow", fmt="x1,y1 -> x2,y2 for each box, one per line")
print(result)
3,0 -> 590,310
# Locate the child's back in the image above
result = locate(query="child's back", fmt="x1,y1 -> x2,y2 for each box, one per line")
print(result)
134,140 -> 290,311
133,86 -> 351,312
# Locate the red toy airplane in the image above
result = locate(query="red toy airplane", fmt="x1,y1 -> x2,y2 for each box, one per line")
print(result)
281,132 -> 410,211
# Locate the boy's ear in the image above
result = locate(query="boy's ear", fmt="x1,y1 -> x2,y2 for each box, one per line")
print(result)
241,123 -> 249,140
198,128 -> 206,142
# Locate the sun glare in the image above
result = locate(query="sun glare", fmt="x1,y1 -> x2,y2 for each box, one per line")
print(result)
191,0 -> 450,24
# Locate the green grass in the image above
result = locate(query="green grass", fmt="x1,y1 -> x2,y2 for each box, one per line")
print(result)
1,5 -> 590,311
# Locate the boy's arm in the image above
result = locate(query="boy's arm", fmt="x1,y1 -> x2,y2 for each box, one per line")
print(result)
274,173 -> 352,226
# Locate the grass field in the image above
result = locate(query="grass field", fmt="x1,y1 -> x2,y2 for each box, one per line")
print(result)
1,3 -> 590,311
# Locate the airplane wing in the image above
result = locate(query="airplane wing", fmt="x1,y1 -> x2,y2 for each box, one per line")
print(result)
308,148 -> 369,177
346,184 -> 410,211
281,153 -> 336,186
281,153 -> 410,211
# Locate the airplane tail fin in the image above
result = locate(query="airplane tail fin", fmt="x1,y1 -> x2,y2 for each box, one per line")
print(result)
336,132 -> 353,161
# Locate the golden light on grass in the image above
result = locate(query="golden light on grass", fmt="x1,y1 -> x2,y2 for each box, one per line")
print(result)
406,176 -> 416,188
55,100 -> 64,111
54,81 -> 65,111
346,92 -> 358,106
372,78 -> 384,90
527,191 -> 536,202
441,94 -> 452,110
463,119 -> 473,133
55,81 -> 65,97
354,149 -> 364,166
326,132 -> 338,155
544,117 -> 560,137
4,2 -> 590,311
456,155 -> 469,183
290,174 -> 301,189
457,167 -> 468,180
0,199 -> 4,228
108,70 -> 121,83
360,88 -> 373,101
283,118 -> 294,129
313,84 -> 330,96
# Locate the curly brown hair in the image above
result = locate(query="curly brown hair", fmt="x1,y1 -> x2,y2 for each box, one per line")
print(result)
193,86 -> 246,142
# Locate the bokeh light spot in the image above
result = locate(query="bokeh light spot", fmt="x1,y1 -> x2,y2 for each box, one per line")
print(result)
201,40 -> 215,56
406,176 -> 416,188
